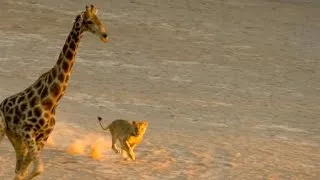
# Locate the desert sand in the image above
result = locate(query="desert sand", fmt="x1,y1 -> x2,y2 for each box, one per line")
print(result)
0,0 -> 319,179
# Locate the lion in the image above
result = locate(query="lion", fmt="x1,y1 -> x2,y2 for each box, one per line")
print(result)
97,116 -> 149,160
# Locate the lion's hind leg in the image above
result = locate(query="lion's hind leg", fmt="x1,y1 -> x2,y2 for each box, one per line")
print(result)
110,130 -> 121,154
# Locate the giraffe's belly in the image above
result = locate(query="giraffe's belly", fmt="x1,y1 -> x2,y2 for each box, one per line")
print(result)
4,105 -> 56,143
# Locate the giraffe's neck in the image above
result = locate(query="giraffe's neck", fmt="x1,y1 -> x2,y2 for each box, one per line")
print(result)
23,15 -> 85,113
44,18 -> 84,102
54,26 -> 83,84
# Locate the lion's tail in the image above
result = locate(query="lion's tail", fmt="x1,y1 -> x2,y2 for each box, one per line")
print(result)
97,116 -> 110,130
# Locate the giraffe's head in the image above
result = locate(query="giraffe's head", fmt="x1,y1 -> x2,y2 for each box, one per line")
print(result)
77,5 -> 108,43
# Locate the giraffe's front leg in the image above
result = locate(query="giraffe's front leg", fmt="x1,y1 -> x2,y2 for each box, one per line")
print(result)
15,137 -> 43,180
25,154 -> 43,180
26,140 -> 48,180
17,144 -> 28,175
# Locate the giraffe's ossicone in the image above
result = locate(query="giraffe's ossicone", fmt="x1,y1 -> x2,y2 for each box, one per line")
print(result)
0,4 -> 108,180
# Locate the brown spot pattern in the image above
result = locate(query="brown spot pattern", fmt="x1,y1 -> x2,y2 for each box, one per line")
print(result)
39,119 -> 45,126
41,98 -> 54,111
27,90 -> 35,99
67,36 -> 71,44
5,116 -> 11,123
34,107 -> 42,117
7,101 -> 13,106
40,87 -> 49,99
52,67 -> 57,77
10,97 -> 16,104
57,56 -> 63,65
2,98 -> 8,106
35,124 -> 41,130
27,110 -> 33,117
20,103 -> 27,112
44,113 -> 50,118
63,44 -> 68,54
34,80 -> 42,89
36,133 -> 44,141
24,124 -> 33,130
62,61 -> 69,72
8,108 -> 13,115
28,118 -> 37,123
50,83 -> 61,97
69,41 -> 76,50
17,96 -> 24,104
47,73 -> 53,84
13,116 -> 20,124
37,85 -> 45,96
72,32 -> 78,40
29,96 -> 39,107
66,49 -> 73,60
58,73 -> 65,82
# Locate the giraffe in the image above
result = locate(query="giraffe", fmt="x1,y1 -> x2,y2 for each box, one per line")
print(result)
0,5 -> 108,180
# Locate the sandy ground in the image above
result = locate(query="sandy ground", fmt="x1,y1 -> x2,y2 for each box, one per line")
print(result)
0,0 -> 319,179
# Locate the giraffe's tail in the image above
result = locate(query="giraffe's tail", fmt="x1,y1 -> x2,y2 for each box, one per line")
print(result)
0,109 -> 6,144
97,116 -> 110,131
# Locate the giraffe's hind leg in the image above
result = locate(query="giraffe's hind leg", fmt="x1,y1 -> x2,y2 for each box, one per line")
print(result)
6,133 -> 28,175
15,136 -> 43,180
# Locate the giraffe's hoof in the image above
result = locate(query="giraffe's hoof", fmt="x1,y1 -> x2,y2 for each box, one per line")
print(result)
14,170 -> 28,180
25,171 -> 42,180
13,175 -> 24,180
25,167 -> 43,180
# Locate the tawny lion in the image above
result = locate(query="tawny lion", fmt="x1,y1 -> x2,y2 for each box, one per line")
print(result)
97,116 -> 148,160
